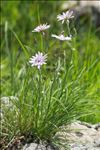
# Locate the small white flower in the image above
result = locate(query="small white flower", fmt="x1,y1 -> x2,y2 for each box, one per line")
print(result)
32,23 -> 50,33
57,10 -> 74,24
29,52 -> 47,69
51,34 -> 72,41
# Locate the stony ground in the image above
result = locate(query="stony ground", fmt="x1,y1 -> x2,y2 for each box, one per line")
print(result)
22,121 -> 100,150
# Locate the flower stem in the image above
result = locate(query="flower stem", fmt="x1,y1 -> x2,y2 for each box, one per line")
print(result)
66,20 -> 70,36
40,33 -> 43,50
36,69 -> 41,128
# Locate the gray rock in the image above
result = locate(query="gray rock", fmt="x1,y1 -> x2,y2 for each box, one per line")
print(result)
61,1 -> 100,12
23,143 -> 38,150
55,121 -> 100,150
94,139 -> 100,147
1,96 -> 19,121
70,143 -> 86,150
94,123 -> 100,130
80,121 -> 92,128
23,143 -> 55,150
1,96 -> 18,107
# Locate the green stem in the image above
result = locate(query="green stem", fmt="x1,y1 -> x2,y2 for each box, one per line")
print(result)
40,33 -> 43,50
36,69 -> 41,128
66,20 -> 70,36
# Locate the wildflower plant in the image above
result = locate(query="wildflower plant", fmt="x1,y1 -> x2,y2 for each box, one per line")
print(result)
32,23 -> 50,35
1,8 -> 99,150
57,10 -> 74,24
29,52 -> 47,69
51,34 -> 72,41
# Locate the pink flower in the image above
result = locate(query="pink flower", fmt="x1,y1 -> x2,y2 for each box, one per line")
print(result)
51,34 -> 72,41
57,10 -> 74,24
29,52 -> 47,69
32,23 -> 50,33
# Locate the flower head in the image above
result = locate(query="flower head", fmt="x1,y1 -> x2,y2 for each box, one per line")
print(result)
32,23 -> 50,33
51,34 -> 72,41
29,52 -> 47,69
57,10 -> 74,24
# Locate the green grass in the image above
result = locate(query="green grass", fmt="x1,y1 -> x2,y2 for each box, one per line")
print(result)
0,1 -> 100,149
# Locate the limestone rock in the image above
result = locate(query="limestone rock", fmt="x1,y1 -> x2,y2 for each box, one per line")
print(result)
23,143 -> 56,150
55,121 -> 100,150
1,96 -> 18,107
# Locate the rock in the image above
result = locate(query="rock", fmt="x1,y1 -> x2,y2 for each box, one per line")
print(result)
69,143 -> 87,150
1,96 -> 19,121
94,123 -> 100,130
79,1 -> 100,12
1,97 -> 10,106
94,139 -> 100,147
1,96 -> 18,107
23,143 -> 57,150
23,143 -> 40,150
61,1 -> 100,12
55,121 -> 100,150
80,121 -> 92,128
